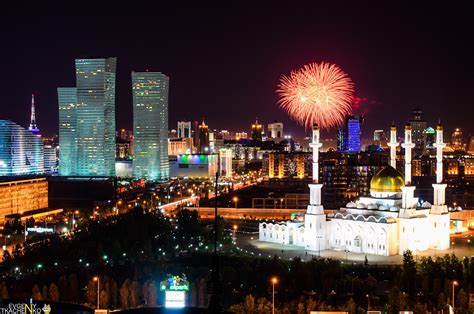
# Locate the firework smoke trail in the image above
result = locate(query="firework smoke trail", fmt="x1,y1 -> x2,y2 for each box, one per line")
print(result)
277,62 -> 354,129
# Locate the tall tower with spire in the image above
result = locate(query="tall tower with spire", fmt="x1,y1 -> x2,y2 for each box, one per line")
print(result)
28,94 -> 40,136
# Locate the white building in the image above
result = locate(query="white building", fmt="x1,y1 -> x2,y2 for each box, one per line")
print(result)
268,122 -> 284,140
259,123 -> 450,256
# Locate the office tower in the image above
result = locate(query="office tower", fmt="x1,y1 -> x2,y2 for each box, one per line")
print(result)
373,130 -> 386,141
76,58 -> 117,176
409,107 -> 427,154
451,128 -> 464,151
219,148 -> 233,177
58,87 -> 78,176
193,121 -> 199,146
177,121 -> 191,138
197,119 -> 210,153
28,94 -> 40,136
0,119 -> 44,176
132,71 -> 169,181
268,121 -> 283,139
251,118 -> 263,141
344,115 -> 363,152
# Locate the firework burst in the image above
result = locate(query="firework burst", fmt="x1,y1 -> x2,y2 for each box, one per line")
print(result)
277,62 -> 354,129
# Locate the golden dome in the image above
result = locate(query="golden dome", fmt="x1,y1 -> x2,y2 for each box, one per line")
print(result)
370,166 -> 404,193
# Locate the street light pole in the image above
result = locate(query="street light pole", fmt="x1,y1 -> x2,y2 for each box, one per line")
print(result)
93,276 -> 100,309
366,294 -> 370,311
271,277 -> 278,314
452,280 -> 458,311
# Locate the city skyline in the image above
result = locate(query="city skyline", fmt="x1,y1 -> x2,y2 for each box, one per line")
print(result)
3,7 -> 474,137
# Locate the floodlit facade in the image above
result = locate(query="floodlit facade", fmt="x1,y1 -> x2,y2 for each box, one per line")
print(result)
259,123 -> 450,256
0,120 -> 44,176
75,58 -> 117,176
0,178 -> 48,217
58,58 -> 117,176
58,87 -> 78,176
132,71 -> 169,181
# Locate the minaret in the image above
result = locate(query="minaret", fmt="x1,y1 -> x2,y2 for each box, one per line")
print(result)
401,124 -> 416,211
401,123 -> 415,185
28,94 -> 40,135
308,123 -> 323,209
304,123 -> 326,251
429,121 -> 450,251
431,122 -> 447,213
387,123 -> 398,168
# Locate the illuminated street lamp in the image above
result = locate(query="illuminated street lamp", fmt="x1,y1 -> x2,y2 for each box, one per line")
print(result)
280,198 -> 284,209
93,276 -> 100,309
270,277 -> 278,314
452,280 -> 458,310
233,225 -> 238,243
233,197 -> 238,209
366,294 -> 370,311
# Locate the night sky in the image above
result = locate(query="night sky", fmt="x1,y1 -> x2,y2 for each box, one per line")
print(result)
2,5 -> 474,139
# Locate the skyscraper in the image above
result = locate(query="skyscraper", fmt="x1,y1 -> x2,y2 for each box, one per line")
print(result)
132,71 -> 169,181
28,94 -> 40,136
58,87 -> 78,176
409,108 -> 426,155
451,128 -> 464,151
0,119 -> 44,176
75,58 -> 117,176
343,115 -> 363,152
251,118 -> 263,141
197,119 -> 210,153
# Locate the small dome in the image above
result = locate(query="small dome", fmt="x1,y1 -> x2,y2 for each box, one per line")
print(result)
370,166 -> 405,193
378,205 -> 388,211
389,206 -> 399,212
346,201 -> 356,208
367,204 -> 378,210
421,201 -> 432,208
357,203 -> 366,209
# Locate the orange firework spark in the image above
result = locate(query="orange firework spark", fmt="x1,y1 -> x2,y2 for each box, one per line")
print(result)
277,62 -> 354,129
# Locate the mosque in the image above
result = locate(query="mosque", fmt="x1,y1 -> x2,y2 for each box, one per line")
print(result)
259,123 -> 450,256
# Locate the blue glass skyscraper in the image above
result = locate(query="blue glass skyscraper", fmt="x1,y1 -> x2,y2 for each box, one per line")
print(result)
132,71 -> 169,181
338,115 -> 363,152
58,87 -> 78,176
0,119 -> 44,176
58,58 -> 117,177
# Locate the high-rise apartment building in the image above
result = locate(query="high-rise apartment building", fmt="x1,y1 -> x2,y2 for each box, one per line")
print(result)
0,120 -> 44,176
409,108 -> 426,155
58,87 -> 78,176
132,71 -> 169,181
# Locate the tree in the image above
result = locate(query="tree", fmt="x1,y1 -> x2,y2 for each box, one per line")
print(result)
401,250 -> 417,296
68,274 -> 79,302
0,282 -> 8,299
120,279 -> 130,309
129,280 -> 140,308
110,280 -> 119,309
86,278 -> 97,306
100,290 -> 109,309
58,275 -> 68,301
49,283 -> 59,302
32,284 -> 42,300
42,285 -> 48,301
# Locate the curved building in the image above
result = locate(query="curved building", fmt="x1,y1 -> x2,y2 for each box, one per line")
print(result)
0,119 -> 44,176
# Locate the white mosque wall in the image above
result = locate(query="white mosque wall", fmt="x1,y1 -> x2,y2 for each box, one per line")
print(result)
326,219 -> 395,256
398,216 -> 431,255
428,213 -> 450,250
